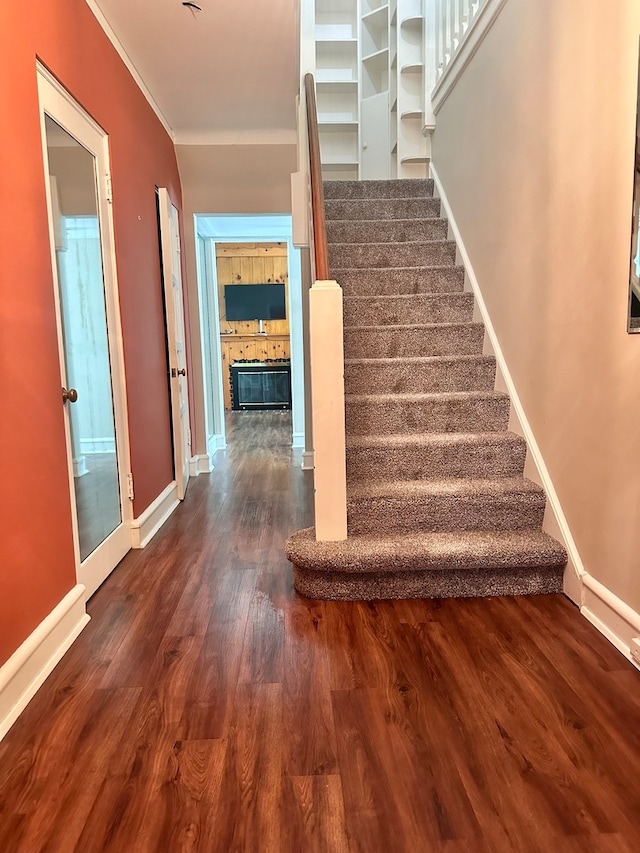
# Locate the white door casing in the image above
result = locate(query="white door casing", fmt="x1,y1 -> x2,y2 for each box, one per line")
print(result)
158,188 -> 191,500
37,65 -> 132,599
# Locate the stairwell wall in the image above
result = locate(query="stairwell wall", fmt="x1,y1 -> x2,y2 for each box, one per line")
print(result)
431,0 -> 640,615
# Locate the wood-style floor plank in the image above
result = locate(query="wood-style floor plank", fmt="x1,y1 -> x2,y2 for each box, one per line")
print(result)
0,411 -> 639,852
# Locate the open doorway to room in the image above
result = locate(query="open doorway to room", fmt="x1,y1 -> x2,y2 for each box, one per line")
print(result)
193,215 -> 305,463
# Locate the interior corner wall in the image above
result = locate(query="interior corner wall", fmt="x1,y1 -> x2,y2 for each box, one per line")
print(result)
177,143 -> 297,456
431,0 -> 640,611
0,0 -> 181,665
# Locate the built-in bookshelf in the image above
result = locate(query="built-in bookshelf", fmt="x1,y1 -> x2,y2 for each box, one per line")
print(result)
307,0 -> 428,180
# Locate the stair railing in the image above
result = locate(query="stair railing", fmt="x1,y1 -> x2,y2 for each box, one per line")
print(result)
303,72 -> 347,542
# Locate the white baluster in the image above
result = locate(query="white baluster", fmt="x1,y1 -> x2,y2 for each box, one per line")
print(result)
452,0 -> 461,50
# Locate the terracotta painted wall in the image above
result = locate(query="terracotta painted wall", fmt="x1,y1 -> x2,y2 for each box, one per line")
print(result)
431,0 -> 640,610
0,0 -> 182,664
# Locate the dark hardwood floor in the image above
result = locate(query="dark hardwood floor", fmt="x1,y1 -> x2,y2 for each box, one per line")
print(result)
1,410 -> 640,852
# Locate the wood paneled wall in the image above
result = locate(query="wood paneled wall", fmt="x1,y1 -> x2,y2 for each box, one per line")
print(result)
216,243 -> 289,336
216,242 -> 291,409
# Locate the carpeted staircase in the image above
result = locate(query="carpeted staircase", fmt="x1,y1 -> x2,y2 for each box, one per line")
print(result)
286,178 -> 567,601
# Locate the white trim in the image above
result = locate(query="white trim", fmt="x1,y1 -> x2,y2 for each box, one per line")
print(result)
292,431 -> 305,449
431,0 -> 509,115
84,0 -> 174,138
130,482 -> 180,549
79,437 -> 116,454
301,450 -> 314,471
209,433 -> 226,454
430,163 -> 585,603
582,574 -> 640,670
37,66 -> 133,595
189,454 -> 214,476
0,586 -> 89,741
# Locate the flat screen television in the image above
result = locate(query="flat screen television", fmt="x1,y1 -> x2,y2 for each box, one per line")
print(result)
224,283 -> 286,321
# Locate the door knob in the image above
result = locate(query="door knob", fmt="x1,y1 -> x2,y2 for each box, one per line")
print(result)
62,387 -> 78,404
172,368 -> 186,377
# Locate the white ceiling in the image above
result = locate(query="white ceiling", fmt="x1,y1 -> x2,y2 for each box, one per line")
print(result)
89,0 -> 299,143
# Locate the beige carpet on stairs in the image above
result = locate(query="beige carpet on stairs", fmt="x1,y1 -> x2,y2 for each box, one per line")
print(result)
286,178 -> 567,601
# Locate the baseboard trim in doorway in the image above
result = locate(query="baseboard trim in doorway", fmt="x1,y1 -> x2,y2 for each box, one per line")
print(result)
0,585 -> 90,741
189,454 -> 214,476
130,481 -> 179,549
301,451 -> 314,471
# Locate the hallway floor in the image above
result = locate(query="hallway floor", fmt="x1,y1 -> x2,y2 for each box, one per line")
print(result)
1,411 -> 640,852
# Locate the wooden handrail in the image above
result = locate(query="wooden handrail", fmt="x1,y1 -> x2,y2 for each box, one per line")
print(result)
304,73 -> 330,281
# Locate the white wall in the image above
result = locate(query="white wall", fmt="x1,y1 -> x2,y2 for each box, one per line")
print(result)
431,0 -> 640,612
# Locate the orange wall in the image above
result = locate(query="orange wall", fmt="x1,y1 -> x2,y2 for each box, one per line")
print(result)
0,0 -> 181,664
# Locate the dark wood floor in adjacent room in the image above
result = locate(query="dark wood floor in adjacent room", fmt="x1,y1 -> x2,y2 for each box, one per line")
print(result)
1,411 -> 640,852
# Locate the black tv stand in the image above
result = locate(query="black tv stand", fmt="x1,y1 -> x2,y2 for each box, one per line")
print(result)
230,360 -> 291,411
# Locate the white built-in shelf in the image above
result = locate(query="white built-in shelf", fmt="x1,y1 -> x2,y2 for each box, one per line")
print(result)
318,121 -> 359,130
400,155 -> 428,164
400,16 -> 423,28
363,47 -> 389,65
362,7 -> 389,25
315,37 -> 358,44
400,109 -> 421,119
400,62 -> 423,74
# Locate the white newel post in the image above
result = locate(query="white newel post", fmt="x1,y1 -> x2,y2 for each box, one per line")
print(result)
309,279 -> 347,542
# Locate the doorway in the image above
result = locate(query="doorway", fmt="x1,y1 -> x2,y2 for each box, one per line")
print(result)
38,67 -> 131,598
193,215 -> 305,458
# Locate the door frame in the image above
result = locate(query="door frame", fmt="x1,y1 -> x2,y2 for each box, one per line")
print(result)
193,215 -> 306,455
37,64 -> 133,598
157,187 -> 191,500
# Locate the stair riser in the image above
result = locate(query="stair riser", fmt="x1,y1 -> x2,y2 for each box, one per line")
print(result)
337,267 -> 466,297
328,219 -> 448,244
330,242 -> 457,269
347,493 -> 546,535
293,566 -> 563,601
345,397 -> 510,436
344,324 -> 485,359
326,198 -> 441,221
344,357 -> 497,394
343,294 -> 474,327
324,179 -> 434,200
347,438 -> 527,482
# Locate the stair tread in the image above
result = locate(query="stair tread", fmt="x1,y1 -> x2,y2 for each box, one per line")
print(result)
286,527 -> 567,573
346,390 -> 510,403
343,292 -> 470,302
347,430 -> 525,448
348,477 -> 545,500
345,355 -> 495,365
328,217 -> 444,226
331,239 -> 453,248
345,321 -> 483,331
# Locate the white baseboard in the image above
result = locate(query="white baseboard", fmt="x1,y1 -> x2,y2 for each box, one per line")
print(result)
0,585 -> 89,741
130,481 -> 179,549
208,433 -> 226,454
189,454 -> 214,476
301,450 -> 314,471
73,455 -> 87,478
582,574 -> 640,670
292,431 -> 305,449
